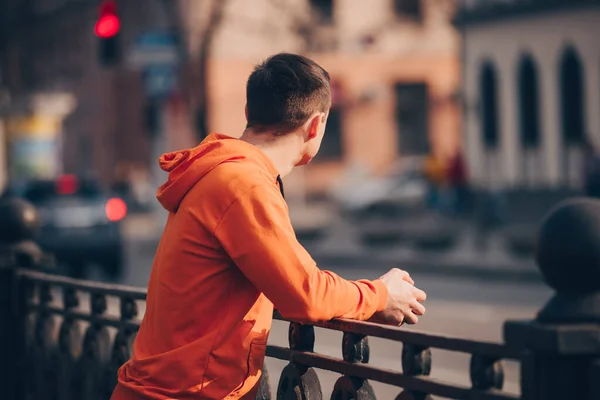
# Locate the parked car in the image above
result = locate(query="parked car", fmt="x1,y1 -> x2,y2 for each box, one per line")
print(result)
5,175 -> 127,279
330,157 -> 429,218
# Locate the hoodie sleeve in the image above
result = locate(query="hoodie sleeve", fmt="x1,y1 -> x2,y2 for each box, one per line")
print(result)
214,183 -> 388,323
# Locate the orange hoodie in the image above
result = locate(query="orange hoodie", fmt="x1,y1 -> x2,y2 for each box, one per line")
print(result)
112,133 -> 388,399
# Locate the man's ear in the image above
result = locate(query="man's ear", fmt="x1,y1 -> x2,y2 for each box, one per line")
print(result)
307,114 -> 322,141
245,105 -> 248,121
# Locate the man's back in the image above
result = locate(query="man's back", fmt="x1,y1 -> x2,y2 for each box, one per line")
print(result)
113,135 -> 280,399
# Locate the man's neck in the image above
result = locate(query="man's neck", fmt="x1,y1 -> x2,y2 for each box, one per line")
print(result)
239,129 -> 301,178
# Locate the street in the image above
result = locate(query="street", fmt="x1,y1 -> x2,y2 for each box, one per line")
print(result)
92,235 -> 553,399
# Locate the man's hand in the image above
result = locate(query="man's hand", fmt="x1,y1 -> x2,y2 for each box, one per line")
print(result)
369,268 -> 427,326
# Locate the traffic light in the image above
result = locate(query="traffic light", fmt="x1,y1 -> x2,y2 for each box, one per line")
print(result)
95,0 -> 121,66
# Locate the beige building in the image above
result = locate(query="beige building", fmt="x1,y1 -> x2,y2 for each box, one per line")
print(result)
457,0 -> 600,189
0,0 -> 460,198
179,0 -> 461,196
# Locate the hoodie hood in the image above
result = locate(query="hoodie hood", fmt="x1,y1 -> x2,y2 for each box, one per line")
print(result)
156,133 -> 279,212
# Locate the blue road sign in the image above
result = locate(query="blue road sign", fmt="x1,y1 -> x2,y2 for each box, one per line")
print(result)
142,64 -> 177,99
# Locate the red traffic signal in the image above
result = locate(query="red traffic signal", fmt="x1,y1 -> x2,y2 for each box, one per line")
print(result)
95,0 -> 120,38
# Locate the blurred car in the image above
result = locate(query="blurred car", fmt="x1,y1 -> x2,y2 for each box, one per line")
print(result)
329,157 -> 429,217
6,175 -> 127,279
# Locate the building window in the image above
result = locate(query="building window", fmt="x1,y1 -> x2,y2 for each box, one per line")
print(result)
393,0 -> 422,21
517,54 -> 542,186
395,82 -> 429,156
559,46 -> 586,186
317,79 -> 343,160
319,108 -> 343,160
479,61 -> 499,151
309,0 -> 333,23
479,61 -> 500,185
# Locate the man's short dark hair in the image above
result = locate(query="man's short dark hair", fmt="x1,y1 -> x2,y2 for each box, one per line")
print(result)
246,53 -> 331,134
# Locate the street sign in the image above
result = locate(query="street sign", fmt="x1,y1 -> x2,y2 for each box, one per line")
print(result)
129,32 -> 180,99
142,64 -> 177,99
128,31 -> 179,69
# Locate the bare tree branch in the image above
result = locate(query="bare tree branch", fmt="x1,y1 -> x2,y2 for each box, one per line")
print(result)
193,0 -> 228,139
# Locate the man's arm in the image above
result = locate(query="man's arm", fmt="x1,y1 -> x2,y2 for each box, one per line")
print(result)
214,183 -> 388,323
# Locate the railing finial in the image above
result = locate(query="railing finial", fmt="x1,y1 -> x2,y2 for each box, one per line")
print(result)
505,197 -> 600,400
0,198 -> 40,244
535,197 -> 600,322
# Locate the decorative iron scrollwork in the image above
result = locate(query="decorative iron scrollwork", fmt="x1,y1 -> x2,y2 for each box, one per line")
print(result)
331,332 -> 374,399
394,391 -> 432,400
119,296 -> 138,320
397,344 -> 433,400
107,296 -> 139,392
32,282 -> 58,399
57,288 -> 83,400
470,354 -> 504,390
288,322 -> 315,352
256,365 -> 272,400
277,322 -> 322,399
276,363 -> 322,400
342,332 -> 369,364
21,279 -> 36,400
80,293 -> 112,400
331,376 -> 376,400
401,344 -> 431,376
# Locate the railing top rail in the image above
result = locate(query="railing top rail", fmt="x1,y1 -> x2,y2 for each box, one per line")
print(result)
16,269 -> 518,360
274,311 -> 520,360
16,268 -> 147,300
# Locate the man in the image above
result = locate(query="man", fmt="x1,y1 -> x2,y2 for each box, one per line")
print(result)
111,53 -> 427,400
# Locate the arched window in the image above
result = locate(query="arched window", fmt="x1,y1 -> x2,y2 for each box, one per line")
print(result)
559,46 -> 586,185
518,55 -> 540,149
517,54 -> 542,186
479,61 -> 500,186
560,47 -> 585,145
309,0 -> 333,23
479,61 -> 499,150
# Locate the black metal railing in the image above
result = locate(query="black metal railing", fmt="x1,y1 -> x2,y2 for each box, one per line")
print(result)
1,197 -> 600,400
9,268 -> 520,400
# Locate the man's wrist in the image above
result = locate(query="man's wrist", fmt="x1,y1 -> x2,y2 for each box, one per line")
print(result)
372,279 -> 388,312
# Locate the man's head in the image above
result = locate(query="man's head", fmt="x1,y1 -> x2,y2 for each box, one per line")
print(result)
245,53 -> 331,166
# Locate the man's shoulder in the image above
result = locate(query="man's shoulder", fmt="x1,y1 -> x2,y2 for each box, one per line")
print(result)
189,160 -> 278,204
217,161 -> 274,191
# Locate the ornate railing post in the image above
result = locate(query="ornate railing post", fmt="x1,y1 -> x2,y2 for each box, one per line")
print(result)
397,344 -> 432,400
504,198 -> 600,400
0,198 -> 42,400
80,293 -> 112,400
331,332 -> 376,399
57,287 -> 83,400
108,296 -> 138,393
277,322 -> 322,399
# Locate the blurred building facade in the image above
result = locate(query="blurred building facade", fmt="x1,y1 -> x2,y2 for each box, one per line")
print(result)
0,0 -> 174,191
180,0 -> 461,197
458,0 -> 600,190
0,0 -> 461,200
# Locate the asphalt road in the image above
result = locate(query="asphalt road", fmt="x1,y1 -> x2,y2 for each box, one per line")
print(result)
88,236 -> 553,399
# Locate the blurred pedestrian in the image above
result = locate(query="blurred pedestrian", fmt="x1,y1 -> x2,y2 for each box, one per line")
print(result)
111,53 -> 427,400
423,152 -> 449,212
448,150 -> 470,215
